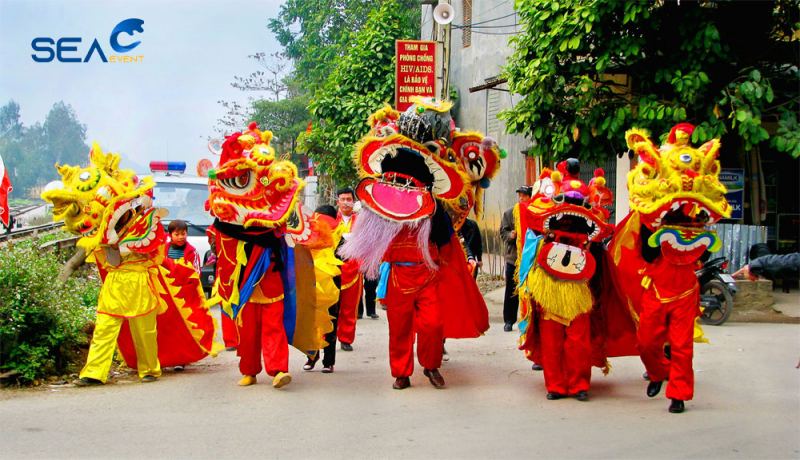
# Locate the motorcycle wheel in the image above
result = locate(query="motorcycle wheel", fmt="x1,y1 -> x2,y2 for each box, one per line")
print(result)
700,279 -> 734,326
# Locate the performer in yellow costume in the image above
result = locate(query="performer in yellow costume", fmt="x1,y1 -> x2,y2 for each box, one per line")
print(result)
81,242 -> 163,383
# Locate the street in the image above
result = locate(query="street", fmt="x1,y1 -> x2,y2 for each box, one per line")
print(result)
1,292 -> 799,460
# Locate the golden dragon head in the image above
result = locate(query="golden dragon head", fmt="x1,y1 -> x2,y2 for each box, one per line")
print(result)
41,142 -> 163,252
207,122 -> 304,228
625,123 -> 729,264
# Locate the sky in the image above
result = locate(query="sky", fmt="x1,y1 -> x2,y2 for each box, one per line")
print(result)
0,0 -> 286,173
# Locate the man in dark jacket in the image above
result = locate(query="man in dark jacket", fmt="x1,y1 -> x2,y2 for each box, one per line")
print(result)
499,186 -> 532,332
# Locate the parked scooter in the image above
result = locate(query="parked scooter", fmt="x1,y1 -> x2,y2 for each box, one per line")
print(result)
696,257 -> 737,325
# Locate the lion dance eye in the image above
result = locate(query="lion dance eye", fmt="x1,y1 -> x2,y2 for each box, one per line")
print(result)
219,171 -> 252,191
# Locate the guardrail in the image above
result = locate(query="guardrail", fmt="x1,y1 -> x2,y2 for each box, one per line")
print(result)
38,235 -> 81,251
0,222 -> 65,243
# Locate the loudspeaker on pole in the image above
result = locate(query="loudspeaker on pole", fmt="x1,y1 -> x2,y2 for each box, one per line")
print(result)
433,2 -> 455,25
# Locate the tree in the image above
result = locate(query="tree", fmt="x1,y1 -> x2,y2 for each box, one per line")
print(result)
0,101 -> 89,198
250,92 -> 311,159
216,53 -> 293,136
501,0 -> 800,163
268,0 -> 377,92
297,0 -> 420,185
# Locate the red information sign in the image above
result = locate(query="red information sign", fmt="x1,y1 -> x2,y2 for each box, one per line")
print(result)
395,40 -> 436,112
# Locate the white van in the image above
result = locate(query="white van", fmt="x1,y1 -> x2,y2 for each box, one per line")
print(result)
149,164 -> 214,293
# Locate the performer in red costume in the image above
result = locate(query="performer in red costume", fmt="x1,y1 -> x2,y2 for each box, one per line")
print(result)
340,97 -> 490,390
206,122 -> 331,388
604,124 -> 730,413
516,160 -> 614,401
333,187 -> 361,352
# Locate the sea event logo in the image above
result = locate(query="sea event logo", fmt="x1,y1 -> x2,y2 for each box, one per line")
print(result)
31,18 -> 144,63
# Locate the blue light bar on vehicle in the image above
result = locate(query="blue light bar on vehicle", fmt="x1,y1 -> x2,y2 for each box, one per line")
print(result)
150,161 -> 186,174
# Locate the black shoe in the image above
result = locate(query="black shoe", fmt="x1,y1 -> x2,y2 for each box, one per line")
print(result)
225,346 -> 236,352
664,345 -> 672,361
647,380 -> 663,398
321,365 -> 334,374
141,375 -> 158,383
643,371 -> 650,381
423,368 -> 445,388
357,315 -> 363,319
546,392 -> 565,400
668,399 -> 685,413
531,363 -> 543,371
173,365 -> 185,372
74,377 -> 103,387
503,322 -> 513,332
575,391 -> 589,401
393,377 -> 411,390
303,354 -> 319,371
368,314 -> 379,319
341,343 -> 353,352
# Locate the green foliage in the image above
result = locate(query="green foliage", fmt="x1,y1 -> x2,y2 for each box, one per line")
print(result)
250,93 -> 311,156
0,241 -> 99,384
0,100 -> 89,199
269,0 -> 377,92
501,0 -> 799,162
296,0 -> 420,186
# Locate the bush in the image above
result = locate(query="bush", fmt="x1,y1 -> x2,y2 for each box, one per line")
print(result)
0,239 -> 99,384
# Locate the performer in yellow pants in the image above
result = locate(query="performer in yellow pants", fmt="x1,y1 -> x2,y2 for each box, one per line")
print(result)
77,245 -> 163,385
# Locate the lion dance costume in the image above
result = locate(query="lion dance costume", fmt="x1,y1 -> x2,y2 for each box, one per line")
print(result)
206,122 -> 332,388
340,97 -> 493,389
603,123 -> 730,413
516,158 -> 614,400
42,144 -> 217,384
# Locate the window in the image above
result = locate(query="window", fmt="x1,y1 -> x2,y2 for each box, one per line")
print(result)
462,0 -> 472,48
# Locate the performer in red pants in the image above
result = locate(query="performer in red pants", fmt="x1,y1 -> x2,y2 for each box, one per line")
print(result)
538,312 -> 592,397
382,230 -> 443,384
638,260 -> 700,407
335,187 -> 361,352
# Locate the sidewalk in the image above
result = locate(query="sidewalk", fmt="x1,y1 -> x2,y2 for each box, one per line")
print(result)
485,285 -> 800,322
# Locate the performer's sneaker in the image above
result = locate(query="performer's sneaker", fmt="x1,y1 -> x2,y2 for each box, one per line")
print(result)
272,372 -> 292,389
238,375 -> 257,386
668,399 -> 685,413
531,363 -> 543,371
303,354 -> 319,371
546,392 -> 566,400
392,377 -> 411,390
141,375 -> 158,383
74,377 -> 103,387
423,368 -> 445,389
341,343 -> 353,352
646,380 -> 663,398
321,365 -> 334,374
575,391 -> 589,401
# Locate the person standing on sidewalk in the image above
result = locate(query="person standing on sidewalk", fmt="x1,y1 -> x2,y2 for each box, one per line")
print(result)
499,186 -> 531,332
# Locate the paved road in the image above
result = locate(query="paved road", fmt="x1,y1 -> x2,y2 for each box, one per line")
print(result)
2,297 -> 799,459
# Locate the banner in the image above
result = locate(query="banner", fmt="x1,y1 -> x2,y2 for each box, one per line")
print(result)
720,168 -> 744,220
395,40 -> 436,112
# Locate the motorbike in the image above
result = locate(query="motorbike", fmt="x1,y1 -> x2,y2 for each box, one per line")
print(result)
696,257 -> 737,325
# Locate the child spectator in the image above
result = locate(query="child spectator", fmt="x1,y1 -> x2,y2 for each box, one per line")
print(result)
165,220 -> 200,273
